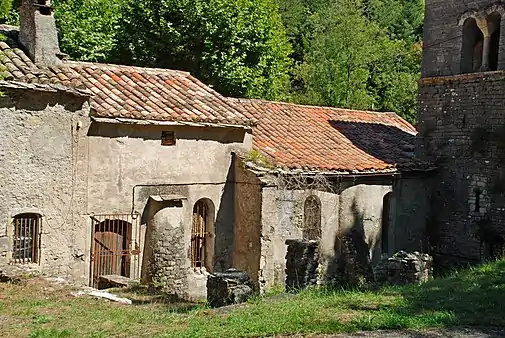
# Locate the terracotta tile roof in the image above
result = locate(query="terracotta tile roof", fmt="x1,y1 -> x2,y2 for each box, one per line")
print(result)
0,26 -> 254,127
232,98 -> 428,173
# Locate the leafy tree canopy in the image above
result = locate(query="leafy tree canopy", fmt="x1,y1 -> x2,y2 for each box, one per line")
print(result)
3,0 -> 424,122
279,0 -> 423,122
51,0 -> 291,100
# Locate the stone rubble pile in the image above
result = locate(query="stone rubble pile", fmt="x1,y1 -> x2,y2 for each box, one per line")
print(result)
374,250 -> 433,286
207,268 -> 254,308
285,239 -> 319,291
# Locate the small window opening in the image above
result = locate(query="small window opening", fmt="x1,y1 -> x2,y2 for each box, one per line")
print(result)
461,18 -> 484,73
303,195 -> 321,241
161,131 -> 176,146
191,199 -> 214,270
475,188 -> 482,213
488,13 -> 501,71
13,213 -> 41,264
381,192 -> 392,255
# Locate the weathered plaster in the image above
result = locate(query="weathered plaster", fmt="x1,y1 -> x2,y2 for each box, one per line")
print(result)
0,88 -> 90,282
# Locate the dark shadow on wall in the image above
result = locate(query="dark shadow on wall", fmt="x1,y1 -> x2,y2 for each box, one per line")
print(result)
325,199 -> 375,288
330,121 -> 416,167
213,159 -> 236,273
88,122 -> 247,144
0,88 -> 88,112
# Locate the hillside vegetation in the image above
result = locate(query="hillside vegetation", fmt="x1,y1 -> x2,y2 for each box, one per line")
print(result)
2,259 -> 505,337
0,0 -> 423,122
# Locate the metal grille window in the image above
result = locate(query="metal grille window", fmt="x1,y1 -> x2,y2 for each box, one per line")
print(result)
191,199 -> 213,270
13,213 -> 41,264
303,196 -> 321,241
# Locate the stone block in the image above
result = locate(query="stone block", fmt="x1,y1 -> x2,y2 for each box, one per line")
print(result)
374,251 -> 433,286
207,268 -> 254,308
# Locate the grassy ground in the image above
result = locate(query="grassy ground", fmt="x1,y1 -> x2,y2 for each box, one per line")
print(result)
2,259 -> 505,338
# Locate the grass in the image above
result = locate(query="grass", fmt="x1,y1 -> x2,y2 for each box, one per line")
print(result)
2,259 -> 505,337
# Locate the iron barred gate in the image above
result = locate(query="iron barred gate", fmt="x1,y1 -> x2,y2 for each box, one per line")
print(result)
89,213 -> 141,288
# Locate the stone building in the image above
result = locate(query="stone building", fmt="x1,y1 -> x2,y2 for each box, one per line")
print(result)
230,99 -> 432,291
417,0 -> 505,269
0,0 -> 254,300
0,0 -> 431,298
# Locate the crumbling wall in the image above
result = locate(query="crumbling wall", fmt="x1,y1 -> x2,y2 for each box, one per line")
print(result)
259,186 -> 339,292
0,87 -> 90,283
374,251 -> 433,286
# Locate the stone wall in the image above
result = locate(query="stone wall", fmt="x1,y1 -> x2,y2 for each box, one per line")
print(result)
417,72 -> 505,268
259,186 -> 340,292
256,174 -> 427,292
374,251 -> 433,286
207,269 -> 254,308
232,156 -> 262,290
422,0 -> 505,77
87,122 -> 252,299
0,87 -> 90,282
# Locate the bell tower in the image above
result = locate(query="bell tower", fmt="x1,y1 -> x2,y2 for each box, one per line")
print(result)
417,1 -> 505,269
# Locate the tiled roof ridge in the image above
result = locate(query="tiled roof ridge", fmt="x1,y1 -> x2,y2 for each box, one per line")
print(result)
229,97 -> 417,133
64,60 -> 191,77
230,97 -> 399,117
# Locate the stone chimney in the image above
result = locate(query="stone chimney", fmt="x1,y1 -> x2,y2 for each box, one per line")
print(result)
19,0 -> 64,65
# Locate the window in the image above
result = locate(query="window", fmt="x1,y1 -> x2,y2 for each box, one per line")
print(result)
487,12 -> 501,71
461,18 -> 484,73
161,131 -> 176,146
13,213 -> 41,264
303,196 -> 321,241
191,199 -> 214,270
381,193 -> 392,255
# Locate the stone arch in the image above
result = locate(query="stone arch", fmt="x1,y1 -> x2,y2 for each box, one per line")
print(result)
303,195 -> 322,241
487,12 -> 502,70
461,17 -> 484,73
191,198 -> 215,271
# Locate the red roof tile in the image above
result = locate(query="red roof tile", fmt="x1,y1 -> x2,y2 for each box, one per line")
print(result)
232,98 -> 426,173
0,27 -> 254,127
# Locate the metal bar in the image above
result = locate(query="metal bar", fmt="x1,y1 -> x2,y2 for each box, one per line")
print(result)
23,217 -> 27,263
13,219 -> 17,263
31,217 -> 35,263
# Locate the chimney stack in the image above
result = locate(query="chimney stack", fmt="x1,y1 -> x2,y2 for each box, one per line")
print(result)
19,0 -> 63,66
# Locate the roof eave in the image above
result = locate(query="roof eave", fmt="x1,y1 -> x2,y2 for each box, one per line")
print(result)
91,116 -> 253,130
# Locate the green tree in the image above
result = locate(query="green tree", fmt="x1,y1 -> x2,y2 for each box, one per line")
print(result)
53,0 -> 127,62
365,0 -> 424,43
114,0 -> 292,100
294,0 -> 420,122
